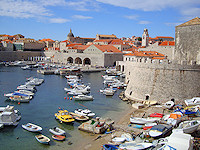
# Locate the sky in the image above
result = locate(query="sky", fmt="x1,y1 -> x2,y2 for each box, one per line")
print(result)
0,0 -> 200,41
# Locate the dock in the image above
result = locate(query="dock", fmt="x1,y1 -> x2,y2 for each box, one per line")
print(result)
37,69 -> 55,75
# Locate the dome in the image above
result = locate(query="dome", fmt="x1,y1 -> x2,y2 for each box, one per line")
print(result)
67,29 -> 74,37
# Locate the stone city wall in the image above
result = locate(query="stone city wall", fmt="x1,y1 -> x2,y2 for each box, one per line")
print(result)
0,51 -> 44,62
117,59 -> 200,102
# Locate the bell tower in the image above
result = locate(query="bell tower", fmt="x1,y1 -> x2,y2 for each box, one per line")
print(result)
142,28 -> 149,47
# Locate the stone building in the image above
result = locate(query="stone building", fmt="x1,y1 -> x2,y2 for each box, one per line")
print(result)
117,17 -> 200,102
174,17 -> 200,64
45,44 -> 123,67
66,29 -> 95,44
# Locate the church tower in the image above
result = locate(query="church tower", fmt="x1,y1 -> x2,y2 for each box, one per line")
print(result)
67,28 -> 74,41
142,28 -> 149,47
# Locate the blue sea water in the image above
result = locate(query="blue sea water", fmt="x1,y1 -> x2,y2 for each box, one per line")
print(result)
0,66 -> 129,150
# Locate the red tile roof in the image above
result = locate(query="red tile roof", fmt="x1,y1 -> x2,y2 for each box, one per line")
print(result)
93,44 -> 122,53
39,39 -> 54,42
66,43 -> 83,47
159,41 -> 175,46
125,51 -> 165,58
61,40 -> 72,43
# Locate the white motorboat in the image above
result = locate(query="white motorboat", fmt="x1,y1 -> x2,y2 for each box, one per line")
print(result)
119,142 -> 153,150
64,87 -> 90,95
130,117 -> 159,124
9,95 -> 32,102
163,101 -> 174,109
74,95 -> 94,101
49,127 -> 66,135
173,120 -> 200,134
14,90 -> 34,96
17,85 -> 36,92
149,124 -> 173,138
74,109 -> 95,118
185,97 -> 200,106
25,77 -> 44,86
0,105 -> 21,126
157,132 -> 194,150
21,65 -> 32,70
22,123 -> 42,132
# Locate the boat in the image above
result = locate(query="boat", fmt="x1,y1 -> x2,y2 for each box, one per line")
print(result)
17,85 -> 36,92
119,142 -> 153,150
55,110 -> 75,123
157,132 -> 194,150
4,92 -> 29,98
22,123 -> 42,132
143,100 -> 157,105
69,112 -> 89,121
14,90 -> 35,96
163,101 -> 175,109
9,95 -> 32,102
130,117 -> 159,124
149,113 -> 164,118
35,134 -> 50,145
149,124 -> 173,138
112,137 -> 126,143
74,109 -> 95,118
52,135 -> 66,141
121,133 -> 134,142
49,127 -> 66,135
102,144 -> 118,150
74,95 -> 94,101
166,112 -> 183,126
0,105 -> 21,126
21,65 -> 32,70
173,120 -> 200,134
185,97 -> 200,106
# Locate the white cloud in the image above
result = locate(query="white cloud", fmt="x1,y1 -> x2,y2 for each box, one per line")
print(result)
97,0 -> 200,17
67,0 -> 100,11
124,15 -> 138,20
138,21 -> 151,24
0,0 -> 51,18
72,15 -> 93,19
49,18 -> 70,23
165,22 -> 182,26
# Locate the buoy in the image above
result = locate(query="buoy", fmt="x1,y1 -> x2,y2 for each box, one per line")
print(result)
67,97 -> 69,100
18,102 -> 20,105
70,97 -> 72,100
64,97 -> 66,99
67,93 -> 69,95
73,96 -> 75,98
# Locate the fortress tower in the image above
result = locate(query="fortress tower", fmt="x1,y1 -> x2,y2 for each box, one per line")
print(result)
174,17 -> 200,64
142,28 -> 149,47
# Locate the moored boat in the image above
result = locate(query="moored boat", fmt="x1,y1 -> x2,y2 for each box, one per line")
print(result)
164,101 -> 175,109
173,120 -> 200,134
119,142 -> 153,150
130,117 -> 159,124
69,112 -> 89,121
74,109 -> 95,118
74,94 -> 94,101
35,134 -> 50,145
185,97 -> 200,106
22,123 -> 42,132
149,124 -> 173,138
55,110 -> 75,123
102,144 -> 118,150
52,135 -> 66,141
49,127 -> 66,135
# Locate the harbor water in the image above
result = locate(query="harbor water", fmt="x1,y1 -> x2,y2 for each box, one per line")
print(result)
0,66 -> 129,150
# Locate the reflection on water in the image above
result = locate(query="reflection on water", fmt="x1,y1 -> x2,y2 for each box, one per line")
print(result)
0,66 -> 129,150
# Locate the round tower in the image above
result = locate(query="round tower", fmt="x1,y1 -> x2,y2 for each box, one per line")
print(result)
67,28 -> 74,41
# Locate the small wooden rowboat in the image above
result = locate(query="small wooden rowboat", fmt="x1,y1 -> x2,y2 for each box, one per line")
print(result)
35,134 -> 50,145
52,135 -> 66,141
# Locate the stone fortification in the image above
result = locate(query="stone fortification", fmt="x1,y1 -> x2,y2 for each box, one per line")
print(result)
0,51 -> 43,61
117,59 -> 200,102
